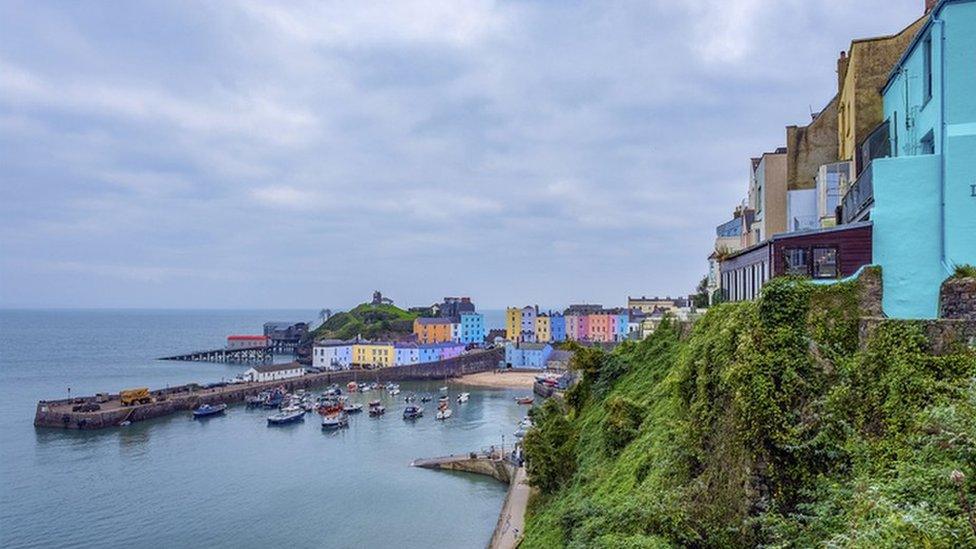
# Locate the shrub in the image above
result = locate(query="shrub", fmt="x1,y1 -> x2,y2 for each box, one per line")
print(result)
523,399 -> 577,494
602,396 -> 646,455
953,264 -> 976,279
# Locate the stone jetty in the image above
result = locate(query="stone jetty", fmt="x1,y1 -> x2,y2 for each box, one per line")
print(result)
34,347 -> 503,430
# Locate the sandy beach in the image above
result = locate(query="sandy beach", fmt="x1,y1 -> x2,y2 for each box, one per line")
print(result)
456,370 -> 538,389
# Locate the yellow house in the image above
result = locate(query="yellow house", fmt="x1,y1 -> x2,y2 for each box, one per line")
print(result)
505,307 -> 521,341
352,342 -> 395,368
836,16 -> 926,173
535,315 -> 551,343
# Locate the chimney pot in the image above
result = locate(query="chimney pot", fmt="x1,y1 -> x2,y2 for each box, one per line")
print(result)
925,0 -> 937,14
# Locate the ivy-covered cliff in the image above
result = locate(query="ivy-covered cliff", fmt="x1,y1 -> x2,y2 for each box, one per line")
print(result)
521,276 -> 976,547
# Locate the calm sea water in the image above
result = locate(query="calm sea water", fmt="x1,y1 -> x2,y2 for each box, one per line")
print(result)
0,310 -> 520,549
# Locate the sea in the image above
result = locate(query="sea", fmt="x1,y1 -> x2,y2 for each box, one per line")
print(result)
0,309 -> 521,549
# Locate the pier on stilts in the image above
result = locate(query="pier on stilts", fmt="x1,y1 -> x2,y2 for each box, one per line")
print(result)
158,346 -> 272,364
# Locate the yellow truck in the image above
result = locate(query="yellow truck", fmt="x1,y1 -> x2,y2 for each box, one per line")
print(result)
120,387 -> 152,406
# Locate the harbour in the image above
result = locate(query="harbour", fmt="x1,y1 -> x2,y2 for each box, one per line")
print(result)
2,309 -> 523,549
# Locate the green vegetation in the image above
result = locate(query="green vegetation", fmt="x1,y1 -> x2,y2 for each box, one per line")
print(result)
309,303 -> 419,341
522,277 -> 976,548
954,264 -> 976,279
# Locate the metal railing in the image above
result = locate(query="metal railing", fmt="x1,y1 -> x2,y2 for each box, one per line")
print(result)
841,162 -> 874,224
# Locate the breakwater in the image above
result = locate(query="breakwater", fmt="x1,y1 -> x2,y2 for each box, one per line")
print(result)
34,347 -> 503,430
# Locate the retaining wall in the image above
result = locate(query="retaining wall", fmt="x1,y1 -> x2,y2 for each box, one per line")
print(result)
859,317 -> 976,355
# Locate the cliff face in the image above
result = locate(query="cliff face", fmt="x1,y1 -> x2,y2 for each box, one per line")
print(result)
521,276 -> 976,548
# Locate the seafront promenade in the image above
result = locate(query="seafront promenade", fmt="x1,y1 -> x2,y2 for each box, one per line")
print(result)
34,347 -> 503,430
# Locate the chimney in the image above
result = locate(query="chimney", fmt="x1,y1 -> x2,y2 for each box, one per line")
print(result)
837,50 -> 850,92
925,0 -> 937,13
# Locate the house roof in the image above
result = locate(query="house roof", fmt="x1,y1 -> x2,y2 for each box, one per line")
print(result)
416,317 -> 453,325
228,335 -> 266,340
251,363 -> 303,373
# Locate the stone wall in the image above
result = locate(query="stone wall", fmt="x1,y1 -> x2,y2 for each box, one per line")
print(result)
940,277 -> 976,320
786,96 -> 839,191
859,317 -> 976,355
856,265 -> 884,317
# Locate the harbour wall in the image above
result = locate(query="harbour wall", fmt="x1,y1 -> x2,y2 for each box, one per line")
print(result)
34,347 -> 503,430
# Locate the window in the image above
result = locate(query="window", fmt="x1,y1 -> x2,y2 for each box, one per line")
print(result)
923,34 -> 933,104
812,247 -> 839,279
784,248 -> 810,276
921,131 -> 935,155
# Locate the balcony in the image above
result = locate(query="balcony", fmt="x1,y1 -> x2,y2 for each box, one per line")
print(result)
841,162 -> 874,224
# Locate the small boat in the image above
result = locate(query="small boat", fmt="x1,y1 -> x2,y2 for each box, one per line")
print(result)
343,403 -> 364,414
280,404 -> 304,415
245,394 -> 265,408
456,392 -> 470,404
403,405 -> 424,419
321,412 -> 349,430
267,409 -> 305,425
388,384 -> 401,396
368,400 -> 386,416
436,408 -> 453,420
347,381 -> 358,392
516,397 -> 534,405
439,386 -> 448,392
404,393 -> 415,403
193,403 -> 227,418
420,394 -> 432,403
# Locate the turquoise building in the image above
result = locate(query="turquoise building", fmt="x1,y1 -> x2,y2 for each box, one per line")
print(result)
458,312 -> 485,345
873,0 -> 976,318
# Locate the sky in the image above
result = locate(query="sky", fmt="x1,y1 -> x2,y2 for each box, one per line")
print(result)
0,0 -> 925,310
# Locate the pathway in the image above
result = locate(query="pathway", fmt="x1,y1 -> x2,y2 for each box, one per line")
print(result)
491,466 -> 530,549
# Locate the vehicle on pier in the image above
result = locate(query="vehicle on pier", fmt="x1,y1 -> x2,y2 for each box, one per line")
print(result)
120,387 -> 152,406
192,403 -> 227,418
321,411 -> 349,430
403,405 -> 423,420
267,408 -> 305,425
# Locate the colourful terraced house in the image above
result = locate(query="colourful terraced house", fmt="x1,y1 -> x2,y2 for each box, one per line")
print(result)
352,342 -> 395,368
534,314 -> 551,343
873,0 -> 976,318
413,317 -> 454,344
458,312 -> 485,345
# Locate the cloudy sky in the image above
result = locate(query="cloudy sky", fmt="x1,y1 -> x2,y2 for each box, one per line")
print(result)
0,1 -> 924,310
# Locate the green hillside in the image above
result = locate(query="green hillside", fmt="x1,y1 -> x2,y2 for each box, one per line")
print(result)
310,303 -> 419,341
521,275 -> 976,547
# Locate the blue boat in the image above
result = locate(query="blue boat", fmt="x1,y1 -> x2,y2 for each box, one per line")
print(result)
267,409 -> 305,426
403,405 -> 424,420
192,403 -> 227,418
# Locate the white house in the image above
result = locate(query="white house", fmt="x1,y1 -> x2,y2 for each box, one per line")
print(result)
450,322 -> 461,343
245,363 -> 305,383
312,341 -> 353,370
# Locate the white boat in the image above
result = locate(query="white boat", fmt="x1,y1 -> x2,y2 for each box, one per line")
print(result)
439,386 -> 448,392
321,412 -> 349,430
436,408 -> 453,420
388,385 -> 400,396
456,392 -> 470,404
343,403 -> 364,413
267,409 -> 305,425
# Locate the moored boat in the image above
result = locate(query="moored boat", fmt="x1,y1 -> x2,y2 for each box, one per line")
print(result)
347,381 -> 359,392
436,408 -> 452,420
321,411 -> 349,430
267,408 -> 305,425
343,402 -> 364,414
456,392 -> 470,404
368,400 -> 386,416
192,403 -> 227,418
516,396 -> 534,405
419,394 -> 432,403
403,405 -> 423,419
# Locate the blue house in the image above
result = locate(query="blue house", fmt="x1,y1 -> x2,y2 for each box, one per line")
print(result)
872,0 -> 976,318
458,312 -> 485,345
505,342 -> 553,369
549,314 -> 566,342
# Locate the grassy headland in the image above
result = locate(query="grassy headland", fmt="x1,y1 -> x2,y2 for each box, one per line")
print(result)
521,276 -> 976,547
309,303 -> 419,341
